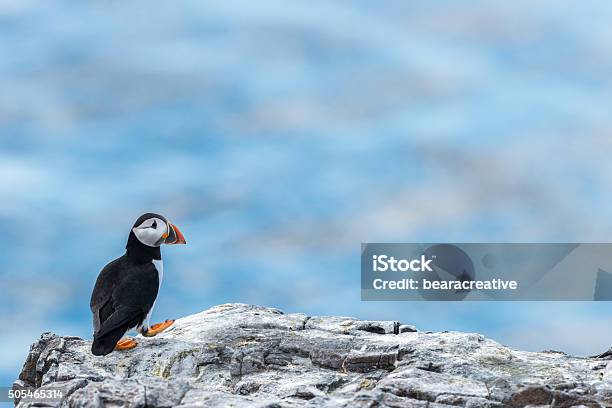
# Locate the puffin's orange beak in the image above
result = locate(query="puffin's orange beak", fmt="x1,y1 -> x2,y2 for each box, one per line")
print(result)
164,222 -> 186,245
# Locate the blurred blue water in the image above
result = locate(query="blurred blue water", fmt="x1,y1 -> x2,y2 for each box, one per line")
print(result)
2,0 -> 612,390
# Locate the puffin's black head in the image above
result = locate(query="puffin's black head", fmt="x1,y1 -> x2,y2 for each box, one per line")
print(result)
130,213 -> 186,247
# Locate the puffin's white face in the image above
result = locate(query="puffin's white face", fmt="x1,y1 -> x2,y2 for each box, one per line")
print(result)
132,217 -> 169,247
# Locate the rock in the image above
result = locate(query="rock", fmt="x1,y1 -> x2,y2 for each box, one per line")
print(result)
12,303 -> 612,407
398,324 -> 417,333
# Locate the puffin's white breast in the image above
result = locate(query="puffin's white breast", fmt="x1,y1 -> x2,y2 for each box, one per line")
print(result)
138,259 -> 164,332
152,259 -> 163,289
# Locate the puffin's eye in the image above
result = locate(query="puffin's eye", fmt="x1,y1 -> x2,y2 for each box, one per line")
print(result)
151,220 -> 157,229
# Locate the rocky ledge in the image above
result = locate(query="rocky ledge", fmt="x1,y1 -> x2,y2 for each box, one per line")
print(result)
12,303 -> 612,407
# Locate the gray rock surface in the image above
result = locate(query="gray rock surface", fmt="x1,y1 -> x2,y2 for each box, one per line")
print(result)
12,303 -> 612,407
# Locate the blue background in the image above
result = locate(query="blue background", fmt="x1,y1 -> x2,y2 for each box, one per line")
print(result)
2,0 -> 612,388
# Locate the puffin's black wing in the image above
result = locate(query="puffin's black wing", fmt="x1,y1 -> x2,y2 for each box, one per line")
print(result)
90,256 -> 159,356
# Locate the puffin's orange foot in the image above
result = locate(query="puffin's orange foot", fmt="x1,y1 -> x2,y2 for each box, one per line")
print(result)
144,319 -> 174,337
115,337 -> 137,351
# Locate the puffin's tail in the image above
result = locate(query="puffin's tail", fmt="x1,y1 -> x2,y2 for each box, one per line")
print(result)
91,323 -> 131,356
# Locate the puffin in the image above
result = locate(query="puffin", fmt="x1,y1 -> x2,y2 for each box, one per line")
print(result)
90,213 -> 186,356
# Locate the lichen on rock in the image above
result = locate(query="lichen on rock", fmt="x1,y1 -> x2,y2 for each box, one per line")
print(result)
12,303 -> 612,407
